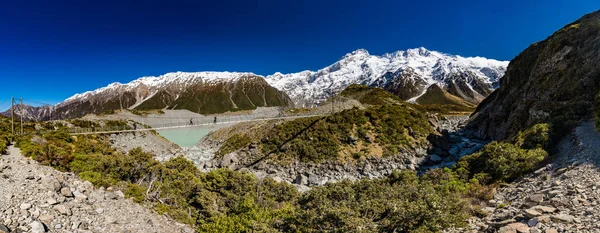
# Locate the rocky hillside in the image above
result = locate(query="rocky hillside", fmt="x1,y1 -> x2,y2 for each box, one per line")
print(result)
455,121 -> 600,233
0,145 -> 193,233
468,10 -> 600,140
3,72 -> 293,121
266,47 -> 508,107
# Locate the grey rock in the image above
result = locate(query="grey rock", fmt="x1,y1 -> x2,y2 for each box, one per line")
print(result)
53,204 -> 72,216
29,221 -> 46,233
0,224 -> 10,233
60,187 -> 73,197
527,194 -> 544,204
295,174 -> 308,186
551,214 -> 574,223
19,203 -> 32,210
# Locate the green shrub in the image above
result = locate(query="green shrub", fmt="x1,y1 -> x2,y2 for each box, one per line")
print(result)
288,170 -> 470,232
125,183 -> 146,203
456,142 -> 547,183
260,104 -> 433,163
216,134 -> 253,157
513,123 -> 550,149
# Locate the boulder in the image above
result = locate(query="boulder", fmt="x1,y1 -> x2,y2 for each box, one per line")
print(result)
527,194 -> 544,204
29,221 -> 46,233
60,187 -> 73,197
0,224 -> 10,233
295,174 -> 308,186
220,153 -> 239,169
53,204 -> 72,216
20,203 -> 32,210
551,214 -> 574,223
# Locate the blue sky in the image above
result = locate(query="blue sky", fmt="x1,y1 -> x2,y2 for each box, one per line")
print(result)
0,0 -> 599,108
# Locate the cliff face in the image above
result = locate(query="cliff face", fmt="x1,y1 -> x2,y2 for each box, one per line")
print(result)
468,10 -> 600,140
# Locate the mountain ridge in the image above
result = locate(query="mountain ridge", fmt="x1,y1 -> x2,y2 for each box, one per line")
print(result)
4,47 -> 508,120
265,47 -> 509,107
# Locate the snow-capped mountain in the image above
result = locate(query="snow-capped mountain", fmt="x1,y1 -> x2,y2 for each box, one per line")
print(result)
3,72 -> 292,120
265,47 -> 509,107
4,47 -> 508,121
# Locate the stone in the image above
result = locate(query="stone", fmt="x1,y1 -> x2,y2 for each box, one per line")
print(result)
497,226 -> 516,233
220,153 -> 239,169
0,224 -> 10,233
506,222 -> 529,233
53,204 -> 72,216
95,208 -> 104,214
531,205 -> 556,213
71,221 -> 81,230
20,203 -> 32,210
29,221 -> 46,233
46,198 -> 58,205
527,194 -> 544,204
295,174 -> 308,186
105,216 -> 117,224
537,215 -> 551,223
551,214 -> 574,223
39,214 -> 54,224
115,190 -> 125,199
524,208 -> 542,218
545,229 -> 558,233
307,173 -> 322,186
73,190 -> 87,201
60,187 -> 73,197
527,217 -> 539,227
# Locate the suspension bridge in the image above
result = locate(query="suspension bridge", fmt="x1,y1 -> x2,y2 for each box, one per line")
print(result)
3,96 -> 349,136
66,113 -> 326,135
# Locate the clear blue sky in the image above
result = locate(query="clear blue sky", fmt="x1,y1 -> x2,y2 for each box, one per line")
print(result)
0,0 -> 599,108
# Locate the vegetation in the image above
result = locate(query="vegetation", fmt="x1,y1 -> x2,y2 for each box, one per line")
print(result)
415,84 -> 476,113
216,133 -> 253,157
288,170 -> 471,232
469,10 -> 600,140
137,77 -> 292,114
340,84 -> 404,106
454,124 -> 550,184
260,104 -> 433,163
10,117 -> 492,232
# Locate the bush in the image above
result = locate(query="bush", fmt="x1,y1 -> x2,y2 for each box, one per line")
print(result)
288,170 -> 470,232
513,123 -> 550,149
216,134 -> 253,157
456,142 -> 547,184
260,104 -> 432,163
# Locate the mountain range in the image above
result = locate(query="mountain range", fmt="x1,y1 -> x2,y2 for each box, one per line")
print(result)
266,47 -> 508,107
3,47 -> 508,121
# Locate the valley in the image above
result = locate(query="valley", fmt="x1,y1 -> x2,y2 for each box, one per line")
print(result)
2,9 -> 600,233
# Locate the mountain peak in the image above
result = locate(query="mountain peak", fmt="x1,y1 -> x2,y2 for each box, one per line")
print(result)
405,47 -> 432,57
344,49 -> 370,58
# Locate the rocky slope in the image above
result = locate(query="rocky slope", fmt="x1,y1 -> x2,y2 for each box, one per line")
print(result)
3,72 -> 292,121
0,145 -> 193,233
453,121 -> 600,233
468,10 -> 600,140
265,47 -> 508,107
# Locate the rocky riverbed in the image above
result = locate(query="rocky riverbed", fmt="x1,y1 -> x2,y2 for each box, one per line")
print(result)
194,114 -> 489,190
0,145 -> 193,233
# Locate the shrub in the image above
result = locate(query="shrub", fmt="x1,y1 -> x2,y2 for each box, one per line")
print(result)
456,142 -> 547,183
260,104 -> 433,163
513,123 -> 550,149
216,134 -> 253,157
288,170 -> 470,232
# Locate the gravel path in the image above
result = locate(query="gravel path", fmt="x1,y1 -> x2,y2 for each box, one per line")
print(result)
0,145 -> 193,233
